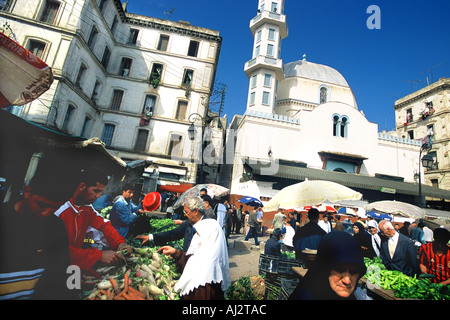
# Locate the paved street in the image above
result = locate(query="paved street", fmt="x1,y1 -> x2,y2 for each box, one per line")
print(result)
226,231 -> 269,282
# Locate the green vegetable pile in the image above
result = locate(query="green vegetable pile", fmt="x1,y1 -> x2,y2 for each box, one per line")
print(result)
394,278 -> 450,300
83,218 -> 185,300
226,275 -> 266,300
364,257 -> 450,300
126,217 -> 184,250
281,251 -> 296,259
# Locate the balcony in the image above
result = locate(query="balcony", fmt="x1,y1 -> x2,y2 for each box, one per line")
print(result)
250,11 -> 288,39
244,55 -> 284,79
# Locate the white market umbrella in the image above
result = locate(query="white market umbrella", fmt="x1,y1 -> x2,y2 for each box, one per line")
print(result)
264,180 -> 362,212
365,200 -> 425,220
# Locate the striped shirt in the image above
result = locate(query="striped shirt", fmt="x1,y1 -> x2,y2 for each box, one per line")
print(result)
419,242 -> 450,283
0,268 -> 45,300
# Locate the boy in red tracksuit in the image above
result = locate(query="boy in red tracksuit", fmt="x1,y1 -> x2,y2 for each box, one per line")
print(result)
54,167 -> 131,277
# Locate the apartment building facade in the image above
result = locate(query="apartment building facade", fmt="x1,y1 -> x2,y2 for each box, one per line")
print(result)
395,78 -> 450,191
0,0 -> 223,187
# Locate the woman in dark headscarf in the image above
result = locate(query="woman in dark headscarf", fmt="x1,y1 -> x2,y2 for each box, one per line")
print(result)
289,231 -> 367,300
353,221 -> 376,259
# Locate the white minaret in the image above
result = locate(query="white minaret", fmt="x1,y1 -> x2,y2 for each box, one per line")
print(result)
244,0 -> 288,114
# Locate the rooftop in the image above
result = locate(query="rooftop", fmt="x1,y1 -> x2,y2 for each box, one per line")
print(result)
283,59 -> 349,87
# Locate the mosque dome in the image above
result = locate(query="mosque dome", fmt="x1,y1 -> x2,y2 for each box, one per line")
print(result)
283,59 -> 349,87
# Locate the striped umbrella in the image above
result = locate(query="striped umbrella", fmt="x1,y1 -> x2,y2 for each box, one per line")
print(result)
337,207 -> 358,216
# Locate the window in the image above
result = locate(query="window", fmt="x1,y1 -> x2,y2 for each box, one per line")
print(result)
406,108 -> 413,123
119,57 -> 132,77
110,89 -> 124,110
62,105 -> 75,132
26,39 -> 46,59
268,28 -> 276,40
271,2 -> 278,12
254,45 -> 260,57
142,95 -> 155,116
182,69 -> 194,87
80,116 -> 92,138
427,124 -> 435,139
149,63 -> 163,87
157,35 -> 169,51
75,64 -> 87,88
111,15 -> 118,34
91,80 -> 101,102
251,74 -> 257,88
262,91 -> 270,105
134,129 -> 149,152
256,30 -> 262,42
407,130 -> 414,140
101,124 -> 115,147
40,0 -> 60,24
264,74 -> 272,87
249,92 -> 255,105
428,151 -> 438,170
168,134 -> 183,157
175,100 -> 188,120
333,115 -> 340,137
267,44 -> 274,57
431,179 -> 439,188
340,117 -> 348,138
332,114 -> 349,138
187,40 -> 199,57
128,29 -> 139,45
87,25 -> 99,50
101,46 -> 111,69
98,0 -> 106,13
320,86 -> 328,104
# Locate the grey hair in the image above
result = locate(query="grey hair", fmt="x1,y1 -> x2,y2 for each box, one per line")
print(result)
184,196 -> 206,214
380,221 -> 394,230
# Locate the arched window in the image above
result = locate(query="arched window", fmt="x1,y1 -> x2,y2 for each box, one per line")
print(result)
319,85 -> 329,104
340,116 -> 349,138
332,114 -> 350,138
333,114 -> 340,136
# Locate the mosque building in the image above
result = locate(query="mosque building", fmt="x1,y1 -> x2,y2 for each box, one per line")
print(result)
225,0 -> 450,210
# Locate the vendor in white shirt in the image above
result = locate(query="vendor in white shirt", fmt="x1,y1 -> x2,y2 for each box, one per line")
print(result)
158,197 -> 231,300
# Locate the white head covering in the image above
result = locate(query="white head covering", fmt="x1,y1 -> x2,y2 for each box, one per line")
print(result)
174,218 -> 231,297
367,220 -> 379,231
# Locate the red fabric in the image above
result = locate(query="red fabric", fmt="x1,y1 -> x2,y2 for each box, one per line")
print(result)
0,91 -> 11,108
419,242 -> 450,283
159,184 -> 194,194
54,199 -> 126,276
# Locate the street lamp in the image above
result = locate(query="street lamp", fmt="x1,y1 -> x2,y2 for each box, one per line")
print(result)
187,112 -> 209,184
418,141 -> 433,208
187,112 -> 222,184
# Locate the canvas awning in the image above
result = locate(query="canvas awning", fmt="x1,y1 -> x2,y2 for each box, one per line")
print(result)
244,158 -> 450,201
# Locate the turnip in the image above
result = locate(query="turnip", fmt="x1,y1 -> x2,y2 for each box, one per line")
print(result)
97,280 -> 113,290
147,284 -> 164,297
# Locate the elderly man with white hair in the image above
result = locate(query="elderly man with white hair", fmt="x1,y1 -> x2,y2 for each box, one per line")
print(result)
378,220 -> 419,277
158,196 -> 231,300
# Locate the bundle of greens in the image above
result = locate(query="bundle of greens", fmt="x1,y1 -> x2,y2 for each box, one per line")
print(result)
225,275 -> 266,300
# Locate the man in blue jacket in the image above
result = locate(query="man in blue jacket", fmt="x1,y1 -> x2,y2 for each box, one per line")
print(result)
378,220 -> 418,277
110,184 -> 143,238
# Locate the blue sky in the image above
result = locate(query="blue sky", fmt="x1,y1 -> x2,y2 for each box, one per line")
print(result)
125,0 -> 450,132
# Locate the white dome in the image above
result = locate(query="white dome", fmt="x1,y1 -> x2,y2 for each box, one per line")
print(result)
284,60 -> 349,87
